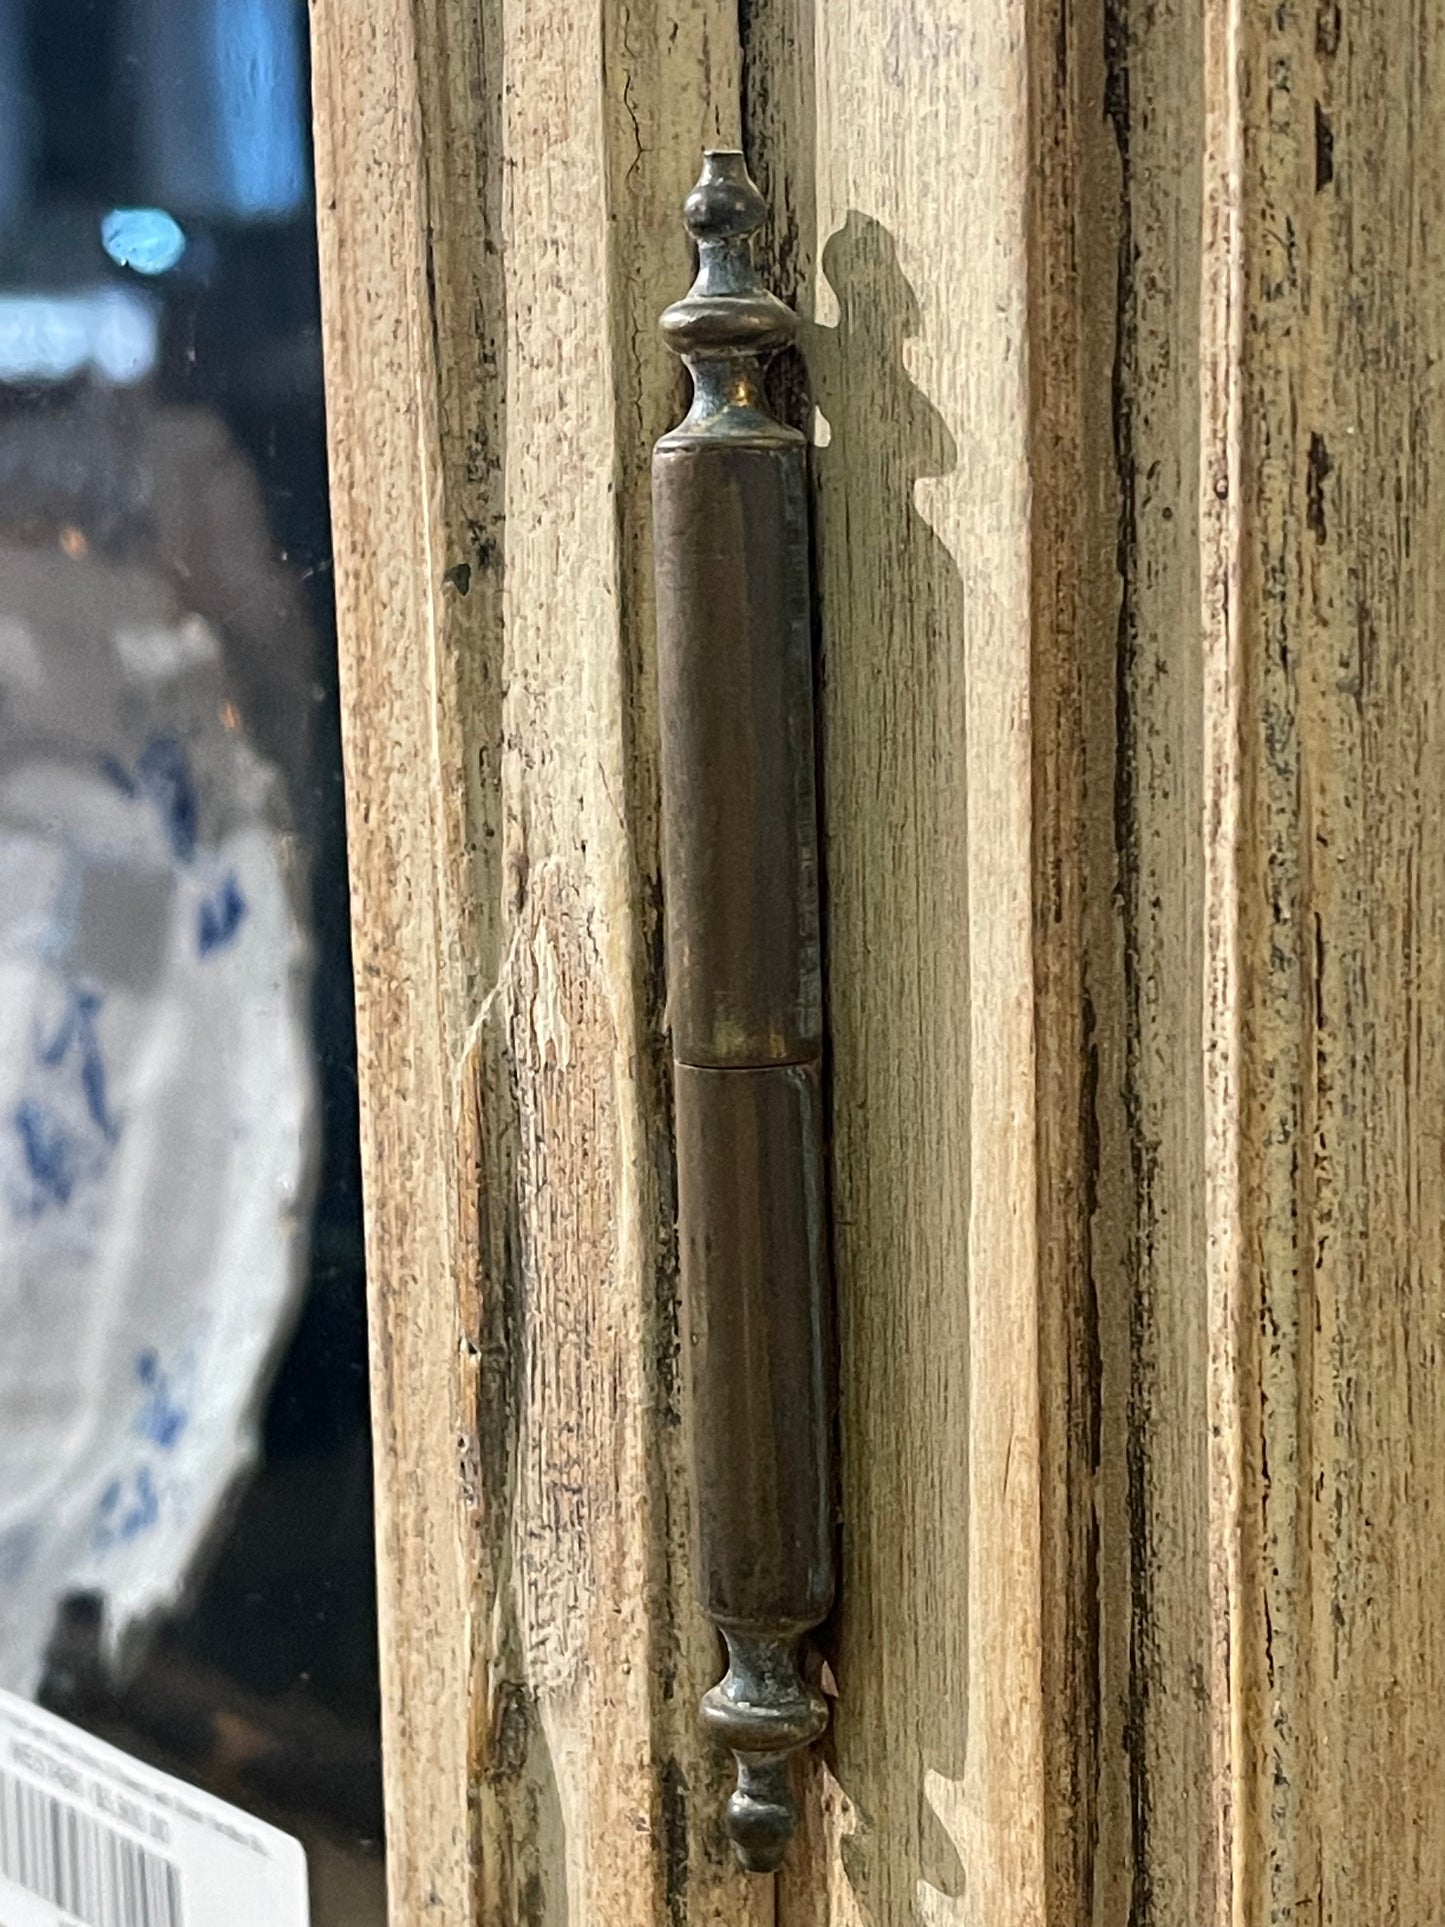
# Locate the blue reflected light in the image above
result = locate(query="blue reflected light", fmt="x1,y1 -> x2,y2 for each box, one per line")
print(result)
132,0 -> 309,222
211,0 -> 308,218
0,289 -> 158,385
101,207 -> 187,276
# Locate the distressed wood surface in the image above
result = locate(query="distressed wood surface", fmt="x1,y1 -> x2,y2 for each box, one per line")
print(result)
1089,0 -> 1445,1915
748,0 -> 1445,1919
1086,0 -> 1445,1914
1100,0 -> 1221,1913
741,7 -> 1052,1926
312,3 -> 767,1922
1210,0 -> 1445,1914
313,0 -> 1445,1916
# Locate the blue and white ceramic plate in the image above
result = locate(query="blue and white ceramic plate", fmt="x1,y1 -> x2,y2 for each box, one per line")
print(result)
0,541 -> 314,1694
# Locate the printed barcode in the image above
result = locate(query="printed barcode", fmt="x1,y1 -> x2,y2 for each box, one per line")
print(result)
0,1766 -> 183,1927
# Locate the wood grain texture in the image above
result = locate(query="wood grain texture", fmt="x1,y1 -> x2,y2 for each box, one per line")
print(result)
1024,0 -> 1123,1918
313,0 -> 1445,1914
742,6 -> 1052,1925
312,3 -> 769,1921
750,0 -> 1445,1918
1211,0 -> 1445,1913
1102,0 -> 1221,1914
1100,0 -> 1445,1915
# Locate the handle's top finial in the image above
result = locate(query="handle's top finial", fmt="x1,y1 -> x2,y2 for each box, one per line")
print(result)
659,151 -> 800,442
682,148 -> 768,247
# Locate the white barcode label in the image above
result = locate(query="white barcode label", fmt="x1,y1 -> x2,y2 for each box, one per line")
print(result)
0,1689 -> 308,1927
0,1766 -> 182,1925
0,1765 -> 182,1927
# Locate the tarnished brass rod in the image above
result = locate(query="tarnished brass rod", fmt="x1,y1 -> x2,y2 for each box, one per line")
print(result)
653,150 -> 834,1874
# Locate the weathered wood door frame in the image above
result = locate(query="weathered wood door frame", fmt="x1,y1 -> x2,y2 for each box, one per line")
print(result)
313,0 -> 1445,1920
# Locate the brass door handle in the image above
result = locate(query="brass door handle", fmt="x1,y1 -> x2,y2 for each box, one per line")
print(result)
653,151 -> 834,1874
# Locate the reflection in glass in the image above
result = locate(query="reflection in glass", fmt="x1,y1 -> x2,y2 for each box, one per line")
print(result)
0,2 -> 383,1919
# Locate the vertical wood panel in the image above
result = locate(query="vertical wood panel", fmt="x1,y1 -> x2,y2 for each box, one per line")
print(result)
310,5 -> 480,1916
1111,0 -> 1445,1914
1025,0 -> 1122,1917
744,6 -> 1056,1925
1106,0 -> 1220,1913
312,3 -> 768,1921
1213,0 -> 1445,1913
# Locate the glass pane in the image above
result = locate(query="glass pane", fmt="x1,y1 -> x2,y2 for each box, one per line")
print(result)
0,3 -> 384,1919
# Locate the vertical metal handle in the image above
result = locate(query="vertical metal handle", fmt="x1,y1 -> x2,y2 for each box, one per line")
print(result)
653,150 -> 834,1874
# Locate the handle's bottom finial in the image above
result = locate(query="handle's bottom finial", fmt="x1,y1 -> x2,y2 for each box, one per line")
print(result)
701,1630 -> 828,1873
